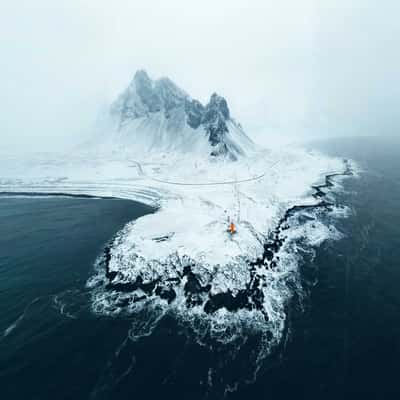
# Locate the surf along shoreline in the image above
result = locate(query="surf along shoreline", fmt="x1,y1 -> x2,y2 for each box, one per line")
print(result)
93,159 -> 354,316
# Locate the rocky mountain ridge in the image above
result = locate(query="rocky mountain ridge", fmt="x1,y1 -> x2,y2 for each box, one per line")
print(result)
109,70 -> 254,159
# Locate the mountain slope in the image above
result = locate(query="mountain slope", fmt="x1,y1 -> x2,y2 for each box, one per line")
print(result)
104,70 -> 254,160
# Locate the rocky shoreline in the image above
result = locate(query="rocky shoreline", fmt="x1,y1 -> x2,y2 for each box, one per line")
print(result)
100,160 -> 353,316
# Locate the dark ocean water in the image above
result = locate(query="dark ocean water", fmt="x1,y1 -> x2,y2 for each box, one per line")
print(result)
1,137 -> 399,399
232,136 -> 400,400
0,198 -> 154,399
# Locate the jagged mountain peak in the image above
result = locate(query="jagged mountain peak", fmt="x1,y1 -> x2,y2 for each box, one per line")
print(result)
206,93 -> 230,120
155,76 -> 184,92
130,69 -> 153,92
132,70 -> 187,99
107,70 -> 254,159
154,77 -> 188,112
134,68 -> 150,79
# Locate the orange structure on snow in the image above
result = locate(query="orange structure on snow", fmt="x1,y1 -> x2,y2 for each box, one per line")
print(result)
229,222 -> 236,234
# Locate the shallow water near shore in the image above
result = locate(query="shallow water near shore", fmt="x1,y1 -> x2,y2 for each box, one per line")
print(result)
1,137 -> 400,399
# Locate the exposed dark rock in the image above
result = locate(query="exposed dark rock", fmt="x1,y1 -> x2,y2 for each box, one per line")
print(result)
155,285 -> 177,303
204,93 -> 230,120
185,99 -> 205,129
183,265 -> 211,307
202,93 -> 230,149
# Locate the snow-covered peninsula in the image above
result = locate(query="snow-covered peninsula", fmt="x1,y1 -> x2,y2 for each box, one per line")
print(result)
0,70 -> 353,353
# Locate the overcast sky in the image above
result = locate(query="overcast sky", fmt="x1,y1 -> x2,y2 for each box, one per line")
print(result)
1,0 -> 399,152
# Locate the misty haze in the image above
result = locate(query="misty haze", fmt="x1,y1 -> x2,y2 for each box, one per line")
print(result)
1,1 -> 400,400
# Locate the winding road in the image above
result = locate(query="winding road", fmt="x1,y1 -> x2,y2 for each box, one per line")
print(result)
131,159 -> 280,187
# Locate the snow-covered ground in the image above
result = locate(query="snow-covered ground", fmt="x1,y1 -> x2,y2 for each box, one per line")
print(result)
0,146 -> 344,267
0,144 -> 353,368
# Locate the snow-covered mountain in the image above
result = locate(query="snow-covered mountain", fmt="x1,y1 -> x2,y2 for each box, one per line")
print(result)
0,68 -> 355,383
103,70 -> 254,160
